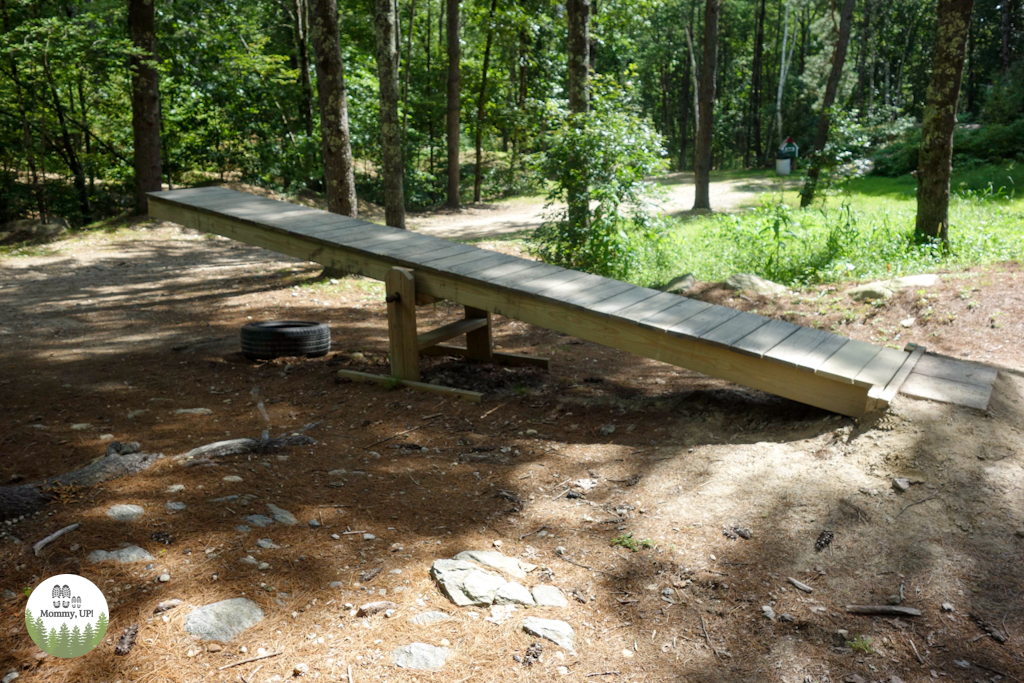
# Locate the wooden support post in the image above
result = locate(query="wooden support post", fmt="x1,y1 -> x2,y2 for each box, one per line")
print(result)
386,267 -> 420,381
464,306 -> 493,361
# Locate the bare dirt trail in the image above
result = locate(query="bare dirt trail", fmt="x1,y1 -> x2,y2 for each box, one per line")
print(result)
408,173 -> 787,241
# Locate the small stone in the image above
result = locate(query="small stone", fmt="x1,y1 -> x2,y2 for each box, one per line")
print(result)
662,273 -> 696,294
557,666 -> 569,675
780,613 -> 795,623
245,515 -> 275,528
357,601 -> 396,617
893,478 -> 911,492
599,424 -> 616,436
236,525 -> 252,533
154,599 -> 182,614
258,562 -> 270,571
847,282 -> 894,301
493,540 -> 502,548
2,589 -> 18,600
532,585 -> 568,607
332,534 -> 341,540
69,543 -> 80,552
384,609 -> 395,618
391,643 -> 450,671
941,602 -> 955,612
522,617 -> 575,651
167,484 -> 186,493
308,519 -> 320,528
267,504 -> 297,525
293,663 -> 309,676
1,671 -> 17,683
166,501 -> 187,512
211,495 -> 240,503
106,504 -> 145,522
184,598 -> 265,641
223,475 -> 243,483
900,317 -> 916,328
158,573 -> 171,583
525,429 -> 538,436
175,408 -> 213,415
953,660 -> 970,669
89,546 -> 154,564
363,533 -> 376,540
409,611 -> 450,626
257,538 -> 279,549
761,605 -> 776,621
70,423 -> 92,431
207,643 -> 223,653
725,273 -> 787,295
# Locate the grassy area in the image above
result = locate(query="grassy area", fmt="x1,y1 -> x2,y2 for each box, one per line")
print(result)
643,163 -> 1024,289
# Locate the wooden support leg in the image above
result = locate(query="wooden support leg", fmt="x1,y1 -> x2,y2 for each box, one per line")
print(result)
464,306 -> 493,361
385,267 -> 420,381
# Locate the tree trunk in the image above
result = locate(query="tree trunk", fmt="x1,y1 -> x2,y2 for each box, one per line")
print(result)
748,0 -> 766,167
311,0 -> 358,216
678,56 -> 690,171
683,20 -> 700,140
402,0 -> 416,139
375,0 -> 406,228
295,0 -> 315,137
473,0 -> 497,203
692,0 -> 720,211
1,0 -> 45,219
799,0 -> 856,208
43,56 -> 91,223
916,0 -> 974,247
566,0 -> 590,232
445,0 -> 460,208
128,0 -> 162,217
856,0 -> 872,113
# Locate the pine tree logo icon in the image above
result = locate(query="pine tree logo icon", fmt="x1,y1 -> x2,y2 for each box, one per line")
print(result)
26,574 -> 109,658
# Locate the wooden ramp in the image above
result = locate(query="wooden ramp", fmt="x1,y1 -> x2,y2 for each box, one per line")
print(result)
149,186 -> 921,417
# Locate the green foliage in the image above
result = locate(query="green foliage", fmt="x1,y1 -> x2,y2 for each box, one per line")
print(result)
529,91 -> 669,280
610,532 -> 653,552
982,60 -> 1024,125
846,635 -> 874,654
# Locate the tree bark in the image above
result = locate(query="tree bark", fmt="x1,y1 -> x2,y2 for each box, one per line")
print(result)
295,0 -> 315,137
43,56 -> 91,223
402,0 -> 416,139
748,0 -> 766,167
916,0 -> 974,247
311,0 -> 358,217
692,0 -> 720,211
445,0 -> 460,208
473,0 -> 497,203
799,0 -> 856,208
375,0 -> 406,228
128,0 -> 162,217
566,0 -> 590,232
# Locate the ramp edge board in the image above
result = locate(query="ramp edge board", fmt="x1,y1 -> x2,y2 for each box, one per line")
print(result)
148,188 -> 911,417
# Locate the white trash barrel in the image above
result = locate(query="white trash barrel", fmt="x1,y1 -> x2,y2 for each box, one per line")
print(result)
775,157 -> 792,176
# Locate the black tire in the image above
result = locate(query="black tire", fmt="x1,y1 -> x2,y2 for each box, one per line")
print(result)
240,321 -> 331,360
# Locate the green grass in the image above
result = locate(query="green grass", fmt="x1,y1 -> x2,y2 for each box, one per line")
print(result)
638,163 -> 1024,289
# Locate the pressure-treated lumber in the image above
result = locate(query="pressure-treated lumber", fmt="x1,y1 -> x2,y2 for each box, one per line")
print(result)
337,369 -> 483,402
417,317 -> 489,351
386,267 -> 419,381
148,188 -> 914,416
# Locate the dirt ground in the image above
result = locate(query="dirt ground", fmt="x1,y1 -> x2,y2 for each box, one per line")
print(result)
0,216 -> 1022,683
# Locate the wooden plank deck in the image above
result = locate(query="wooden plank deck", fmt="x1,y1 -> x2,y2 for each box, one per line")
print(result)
147,187 -> 918,416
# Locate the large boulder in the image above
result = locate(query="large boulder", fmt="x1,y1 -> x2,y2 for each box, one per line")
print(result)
430,559 -> 507,606
662,273 -> 696,294
725,273 -> 787,296
847,273 -> 940,301
0,218 -> 68,246
453,550 -> 532,579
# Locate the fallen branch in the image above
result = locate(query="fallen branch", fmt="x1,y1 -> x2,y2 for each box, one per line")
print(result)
845,605 -> 922,617
347,664 -> 353,683
787,577 -> 813,594
586,673 -> 621,678
894,494 -> 940,520
905,634 -> 925,664
363,426 -> 419,449
519,526 -> 549,540
217,651 -> 283,671
33,522 -> 80,556
700,614 -> 721,659
176,432 -> 316,463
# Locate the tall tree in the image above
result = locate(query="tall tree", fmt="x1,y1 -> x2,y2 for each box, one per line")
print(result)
375,0 -> 406,228
473,0 -> 497,203
916,0 -> 974,247
446,0 -> 461,208
566,0 -> 591,231
128,0 -> 162,216
799,0 -> 856,207
310,0 -> 358,216
747,0 -> 767,167
293,0 -> 315,137
692,0 -> 720,210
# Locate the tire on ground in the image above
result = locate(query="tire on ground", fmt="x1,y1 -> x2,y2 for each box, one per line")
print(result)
240,321 -> 331,360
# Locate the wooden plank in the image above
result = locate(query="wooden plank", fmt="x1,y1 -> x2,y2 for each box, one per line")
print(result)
870,344 -> 926,403
633,297 -> 713,331
484,262 -> 562,288
337,368 -> 483,403
362,234 -> 451,259
798,333 -> 850,372
269,211 -> 352,232
513,267 -> 591,295
590,286 -> 662,316
666,305 -> 742,339
732,319 -> 801,358
615,292 -> 690,324
911,354 -> 999,386
542,275 -> 635,309
764,327 -> 834,367
899,372 -> 992,410
700,312 -> 770,349
337,228 -> 423,251
854,346 -> 911,388
149,187 -> 234,203
446,252 -> 518,277
464,306 -> 493,361
300,222 -> 376,242
385,267 -> 420,381
457,258 -> 544,285
381,237 -> 469,261
417,248 -> 496,272
417,317 -> 489,350
816,340 -> 881,386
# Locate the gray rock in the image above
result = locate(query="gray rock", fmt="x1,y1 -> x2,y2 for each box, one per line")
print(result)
154,599 -> 182,614
409,611 -> 451,626
245,515 -> 274,528
780,613 -> 795,623
599,424 -> 616,436
257,538 -> 279,549
266,504 -> 297,525
430,559 -> 506,606
532,585 -> 568,607
522,617 -> 575,651
662,273 -> 696,294
166,501 -> 187,512
2,669 -> 18,683
453,550 -> 530,579
258,562 -> 270,571
391,643 -> 450,671
167,484 -> 186,493
106,504 -> 145,522
308,519 -> 320,528
2,589 -> 17,600
847,282 -> 894,301
892,274 -> 939,288
725,273 -> 787,295
236,525 -> 251,533
761,605 -> 776,621
175,408 -> 212,415
0,217 -> 68,246
495,582 -> 535,606
183,598 -> 265,641
892,478 -> 911,492
211,495 -> 240,503
158,573 -> 171,583
88,546 -> 154,564
223,475 -> 243,483
941,602 -> 955,612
